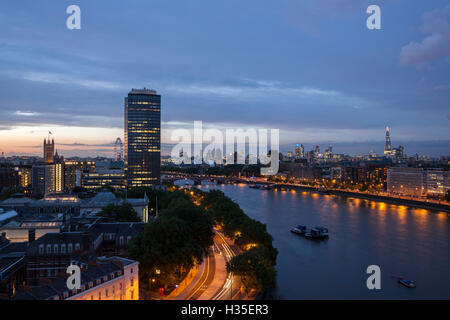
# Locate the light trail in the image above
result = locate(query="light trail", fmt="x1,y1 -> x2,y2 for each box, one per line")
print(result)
185,247 -> 211,300
212,231 -> 240,300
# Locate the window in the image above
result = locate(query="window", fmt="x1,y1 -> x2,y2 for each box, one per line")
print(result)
91,295 -> 94,300
46,244 -> 52,254
61,244 -> 66,254
130,278 -> 134,287
130,268 -> 133,274
119,283 -> 122,290
119,236 -> 124,246
112,286 -> 115,294
98,292 -> 101,300
68,244 -> 73,253
127,236 -> 132,244
39,244 -> 44,255
75,243 -> 80,251
53,244 -> 59,254
106,289 -> 109,297
47,269 -> 52,277
131,290 -> 134,300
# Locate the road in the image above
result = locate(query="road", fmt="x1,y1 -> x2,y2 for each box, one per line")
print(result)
177,230 -> 245,300
210,230 -> 243,300
184,247 -> 216,300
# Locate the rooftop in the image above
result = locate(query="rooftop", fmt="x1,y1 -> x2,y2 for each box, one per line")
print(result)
129,88 -> 158,95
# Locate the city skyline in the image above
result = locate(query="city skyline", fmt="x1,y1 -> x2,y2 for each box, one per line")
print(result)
1,126 -> 448,159
1,1 -> 449,157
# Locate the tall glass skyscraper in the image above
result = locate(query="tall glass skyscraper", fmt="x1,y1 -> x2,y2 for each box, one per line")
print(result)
124,88 -> 161,187
384,126 -> 392,156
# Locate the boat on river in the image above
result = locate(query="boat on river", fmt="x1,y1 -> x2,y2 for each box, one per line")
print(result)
304,227 -> 329,240
291,225 -> 329,240
290,225 -> 307,235
398,278 -> 416,288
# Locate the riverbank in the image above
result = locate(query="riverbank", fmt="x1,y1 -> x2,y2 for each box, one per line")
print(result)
270,183 -> 450,213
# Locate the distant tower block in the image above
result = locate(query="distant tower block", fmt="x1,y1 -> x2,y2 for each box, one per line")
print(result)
44,132 -> 55,164
384,126 -> 392,156
114,137 -> 124,161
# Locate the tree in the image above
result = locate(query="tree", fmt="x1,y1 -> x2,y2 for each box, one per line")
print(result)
98,203 -> 140,222
201,188 -> 278,293
160,198 -> 214,260
128,191 -> 214,292
129,216 -> 198,290
227,247 -> 277,293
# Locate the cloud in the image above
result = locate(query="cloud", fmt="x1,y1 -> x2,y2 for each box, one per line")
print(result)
400,5 -> 450,65
167,79 -> 340,99
20,71 -> 122,90
14,110 -> 40,116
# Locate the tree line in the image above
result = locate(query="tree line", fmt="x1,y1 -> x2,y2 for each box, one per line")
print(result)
200,189 -> 278,294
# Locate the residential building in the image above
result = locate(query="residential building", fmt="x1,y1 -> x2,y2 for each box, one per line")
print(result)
387,167 -> 425,197
13,256 -> 138,300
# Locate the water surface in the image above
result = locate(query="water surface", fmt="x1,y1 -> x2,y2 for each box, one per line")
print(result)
200,184 -> 450,299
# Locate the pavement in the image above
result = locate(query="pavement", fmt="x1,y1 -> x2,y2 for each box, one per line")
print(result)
165,262 -> 204,300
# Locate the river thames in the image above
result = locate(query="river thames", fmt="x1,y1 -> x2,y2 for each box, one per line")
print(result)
199,183 -> 450,299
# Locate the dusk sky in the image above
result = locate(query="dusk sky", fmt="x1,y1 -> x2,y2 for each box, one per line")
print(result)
0,0 -> 449,157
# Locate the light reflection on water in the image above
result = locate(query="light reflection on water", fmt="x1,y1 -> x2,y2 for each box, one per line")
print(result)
199,184 -> 450,299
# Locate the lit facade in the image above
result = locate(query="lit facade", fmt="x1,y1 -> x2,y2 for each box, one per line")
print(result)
387,167 -> 424,197
124,88 -> 161,187
67,257 -> 139,301
425,169 -> 448,198
18,167 -> 32,188
64,161 -> 96,190
81,169 -> 125,190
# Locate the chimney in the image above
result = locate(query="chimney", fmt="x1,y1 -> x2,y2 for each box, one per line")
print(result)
28,229 -> 36,243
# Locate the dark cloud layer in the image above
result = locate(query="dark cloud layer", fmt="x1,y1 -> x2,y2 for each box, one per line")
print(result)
0,1 -> 449,156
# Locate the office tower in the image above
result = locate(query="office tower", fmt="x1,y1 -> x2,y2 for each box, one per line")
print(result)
384,126 -> 392,156
124,88 -> 161,187
64,161 -> 96,190
0,166 -> 19,188
324,145 -> 333,159
18,167 -> 32,188
294,144 -> 301,160
32,165 -> 46,195
48,163 -> 64,194
43,136 -> 54,164
294,144 -> 304,160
